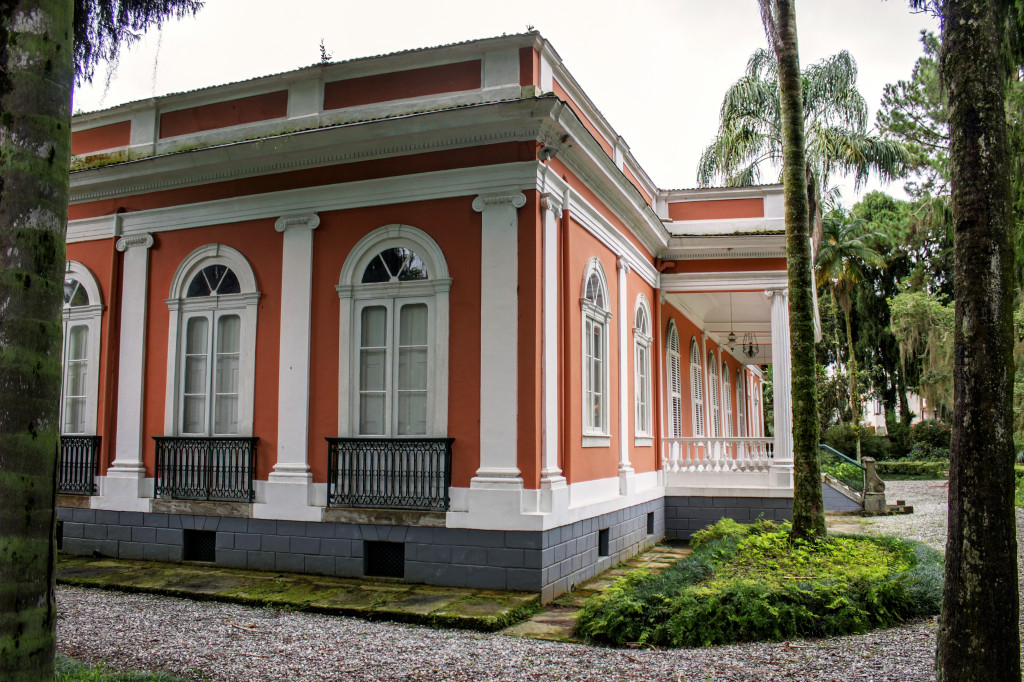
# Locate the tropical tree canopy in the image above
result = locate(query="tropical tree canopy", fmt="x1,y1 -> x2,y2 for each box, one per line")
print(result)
697,48 -> 909,196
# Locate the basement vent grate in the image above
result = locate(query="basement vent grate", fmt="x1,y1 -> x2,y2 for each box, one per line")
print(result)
365,541 -> 405,578
183,529 -> 216,562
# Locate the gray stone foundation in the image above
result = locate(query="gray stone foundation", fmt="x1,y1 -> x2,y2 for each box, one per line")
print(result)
663,495 -> 793,539
57,499 -> 665,602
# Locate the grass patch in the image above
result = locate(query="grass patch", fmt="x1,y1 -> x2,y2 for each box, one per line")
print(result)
56,654 -> 186,681
574,518 -> 942,648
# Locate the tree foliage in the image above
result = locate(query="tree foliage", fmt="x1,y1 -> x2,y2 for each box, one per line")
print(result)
698,47 -> 909,198
73,0 -> 203,84
888,291 -> 954,418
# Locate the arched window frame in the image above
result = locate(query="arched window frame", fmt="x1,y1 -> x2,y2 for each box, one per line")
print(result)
666,322 -> 683,439
688,336 -> 704,437
722,360 -> 733,437
62,261 -> 104,436
708,350 -> 721,437
736,367 -> 747,437
336,224 -> 451,437
164,244 -> 260,436
580,258 -> 612,445
633,295 -> 653,444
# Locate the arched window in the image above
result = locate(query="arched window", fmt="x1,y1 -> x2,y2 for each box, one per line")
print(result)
737,368 -> 747,437
667,323 -> 682,439
633,296 -> 652,440
165,245 -> 260,436
722,360 -> 733,437
62,262 -> 103,435
581,258 -> 612,440
708,350 -> 721,437
337,225 -> 451,437
689,337 -> 704,437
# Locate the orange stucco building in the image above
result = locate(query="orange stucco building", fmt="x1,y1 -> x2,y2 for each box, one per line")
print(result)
58,33 -> 802,601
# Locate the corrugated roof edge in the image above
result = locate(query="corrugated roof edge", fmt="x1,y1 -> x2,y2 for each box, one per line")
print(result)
662,183 -> 784,192
70,94 -> 557,173
73,31 -> 540,118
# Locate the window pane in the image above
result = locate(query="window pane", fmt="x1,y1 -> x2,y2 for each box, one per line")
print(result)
216,269 -> 240,295
68,325 -> 88,361
379,247 -> 408,279
217,315 -> 240,354
397,393 -> 427,435
398,303 -> 427,345
183,396 -> 206,433
361,306 -> 387,347
361,255 -> 390,283
214,395 -> 238,434
398,250 -> 428,281
359,394 -> 385,434
185,317 -> 209,354
184,356 -> 207,394
65,397 -> 86,434
64,278 -> 89,307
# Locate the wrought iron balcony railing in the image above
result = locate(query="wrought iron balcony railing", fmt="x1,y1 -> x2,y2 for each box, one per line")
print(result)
326,437 -> 453,511
153,436 -> 257,502
58,435 -> 101,495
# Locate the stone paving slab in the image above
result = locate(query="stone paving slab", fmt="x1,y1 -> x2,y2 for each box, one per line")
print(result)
57,554 -> 538,632
503,542 -> 692,643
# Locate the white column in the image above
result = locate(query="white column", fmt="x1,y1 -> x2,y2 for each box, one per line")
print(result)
256,213 -> 322,521
766,288 -> 794,487
471,191 -> 526,491
616,256 -> 635,494
98,233 -> 154,511
540,194 -> 565,490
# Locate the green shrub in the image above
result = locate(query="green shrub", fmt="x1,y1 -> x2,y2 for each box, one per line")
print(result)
876,461 -> 947,478
885,413 -> 913,459
55,654 -> 187,681
575,519 -> 943,648
821,461 -> 864,486
822,423 -> 891,460
911,419 -> 951,449
907,442 -> 950,462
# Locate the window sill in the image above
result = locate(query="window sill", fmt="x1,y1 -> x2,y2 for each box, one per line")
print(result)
582,434 -> 611,448
634,436 -> 653,448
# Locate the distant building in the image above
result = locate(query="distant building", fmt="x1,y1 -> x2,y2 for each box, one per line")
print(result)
59,33 -> 801,601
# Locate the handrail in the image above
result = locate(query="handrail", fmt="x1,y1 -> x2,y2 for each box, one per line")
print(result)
818,442 -> 865,494
818,443 -> 865,471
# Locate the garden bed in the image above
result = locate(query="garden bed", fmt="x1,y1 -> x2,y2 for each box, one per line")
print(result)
574,518 -> 942,648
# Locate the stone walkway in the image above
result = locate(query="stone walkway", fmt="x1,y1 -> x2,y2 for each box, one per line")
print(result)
503,544 -> 692,641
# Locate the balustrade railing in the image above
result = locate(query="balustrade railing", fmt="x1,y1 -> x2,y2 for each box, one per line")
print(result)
662,436 -> 776,474
326,437 -> 453,511
153,436 -> 257,502
58,435 -> 101,495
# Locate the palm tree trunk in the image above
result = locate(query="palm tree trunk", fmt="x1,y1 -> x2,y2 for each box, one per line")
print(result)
935,0 -> 1020,678
0,3 -> 74,680
761,0 -> 826,541
844,308 -> 861,461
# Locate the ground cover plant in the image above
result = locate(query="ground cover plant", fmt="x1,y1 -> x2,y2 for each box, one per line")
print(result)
575,519 -> 942,648
55,654 -> 186,681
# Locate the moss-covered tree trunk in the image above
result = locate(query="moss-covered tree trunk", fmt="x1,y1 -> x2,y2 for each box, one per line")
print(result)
935,0 -> 1021,679
0,2 -> 73,680
760,0 -> 826,541
844,309 -> 862,461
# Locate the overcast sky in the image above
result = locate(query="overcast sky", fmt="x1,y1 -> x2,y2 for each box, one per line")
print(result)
72,0 -> 938,207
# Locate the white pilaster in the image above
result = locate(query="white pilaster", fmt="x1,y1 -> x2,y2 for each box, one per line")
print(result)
256,213 -> 322,521
616,256 -> 635,495
99,233 -> 154,512
471,191 -> 526,492
540,194 -> 565,490
766,288 -> 794,487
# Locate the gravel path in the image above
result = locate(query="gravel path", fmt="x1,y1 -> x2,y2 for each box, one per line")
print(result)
56,482 -> 1020,681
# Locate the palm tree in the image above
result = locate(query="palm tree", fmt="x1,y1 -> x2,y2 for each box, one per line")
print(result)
697,48 -> 909,244
0,4 -> 201,680
757,0 -> 825,541
815,209 -> 885,459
